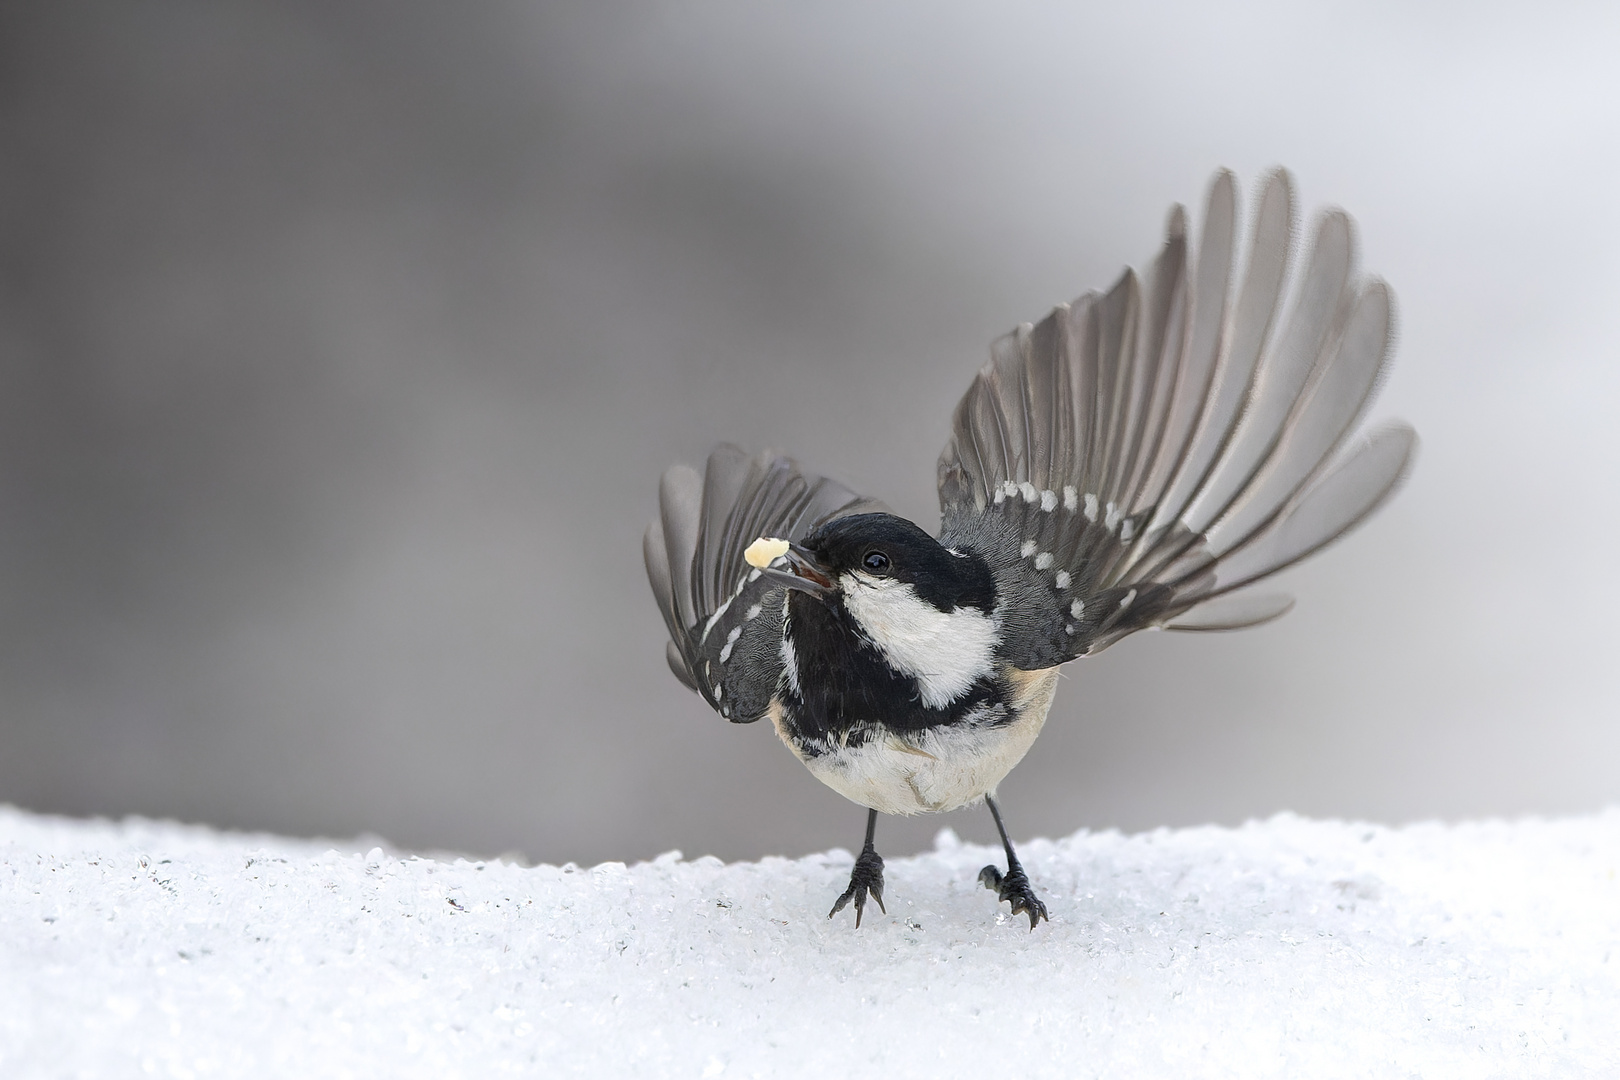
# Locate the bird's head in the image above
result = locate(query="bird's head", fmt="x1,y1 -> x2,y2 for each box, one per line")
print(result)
746,514 -> 995,611
746,513 -> 1000,707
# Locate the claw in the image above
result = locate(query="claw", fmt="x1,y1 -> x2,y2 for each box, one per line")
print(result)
829,848 -> 886,926
980,862 -> 1049,930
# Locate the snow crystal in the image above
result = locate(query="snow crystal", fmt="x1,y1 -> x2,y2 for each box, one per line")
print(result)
3,805 -> 1619,1077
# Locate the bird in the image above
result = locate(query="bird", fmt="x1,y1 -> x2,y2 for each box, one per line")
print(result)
643,168 -> 1416,930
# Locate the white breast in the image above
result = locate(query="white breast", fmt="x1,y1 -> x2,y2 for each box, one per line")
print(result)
774,666 -> 1062,816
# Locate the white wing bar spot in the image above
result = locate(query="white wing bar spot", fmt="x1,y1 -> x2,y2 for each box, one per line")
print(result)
719,625 -> 743,663
700,596 -> 734,642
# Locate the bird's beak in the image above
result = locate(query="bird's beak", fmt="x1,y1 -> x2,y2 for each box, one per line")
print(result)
745,537 -> 834,597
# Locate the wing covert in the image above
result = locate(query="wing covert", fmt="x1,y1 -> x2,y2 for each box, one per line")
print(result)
645,444 -> 884,721
938,169 -> 1416,667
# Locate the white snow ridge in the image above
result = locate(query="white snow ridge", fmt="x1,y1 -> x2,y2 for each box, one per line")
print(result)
4,805 -> 1620,1078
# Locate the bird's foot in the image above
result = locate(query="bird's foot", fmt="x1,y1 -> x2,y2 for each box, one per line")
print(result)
978,862 -> 1049,930
829,847 -> 886,927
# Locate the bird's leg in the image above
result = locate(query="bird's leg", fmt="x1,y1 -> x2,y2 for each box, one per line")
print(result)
829,807 -> 886,927
977,794 -> 1049,929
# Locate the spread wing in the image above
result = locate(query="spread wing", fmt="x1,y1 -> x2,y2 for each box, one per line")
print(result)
937,168 -> 1417,668
644,444 -> 885,721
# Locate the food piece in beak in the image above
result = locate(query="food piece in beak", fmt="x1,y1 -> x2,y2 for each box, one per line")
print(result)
743,537 -> 790,568
745,536 -> 833,596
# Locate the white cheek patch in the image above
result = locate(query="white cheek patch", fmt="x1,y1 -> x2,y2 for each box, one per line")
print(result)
838,574 -> 998,710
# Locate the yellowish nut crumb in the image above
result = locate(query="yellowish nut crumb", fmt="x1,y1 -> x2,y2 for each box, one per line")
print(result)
744,537 -> 791,569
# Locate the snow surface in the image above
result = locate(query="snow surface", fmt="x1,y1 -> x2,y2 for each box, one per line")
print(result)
4,806 -> 1619,1078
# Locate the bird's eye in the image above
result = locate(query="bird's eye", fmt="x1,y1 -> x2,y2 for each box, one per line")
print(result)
862,551 -> 890,573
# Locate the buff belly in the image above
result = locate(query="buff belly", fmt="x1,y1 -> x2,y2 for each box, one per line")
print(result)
772,666 -> 1061,816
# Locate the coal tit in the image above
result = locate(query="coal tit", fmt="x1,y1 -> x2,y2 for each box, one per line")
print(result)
645,169 -> 1416,929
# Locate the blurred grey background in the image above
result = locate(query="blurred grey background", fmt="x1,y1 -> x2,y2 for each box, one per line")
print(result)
2,1 -> 1618,865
